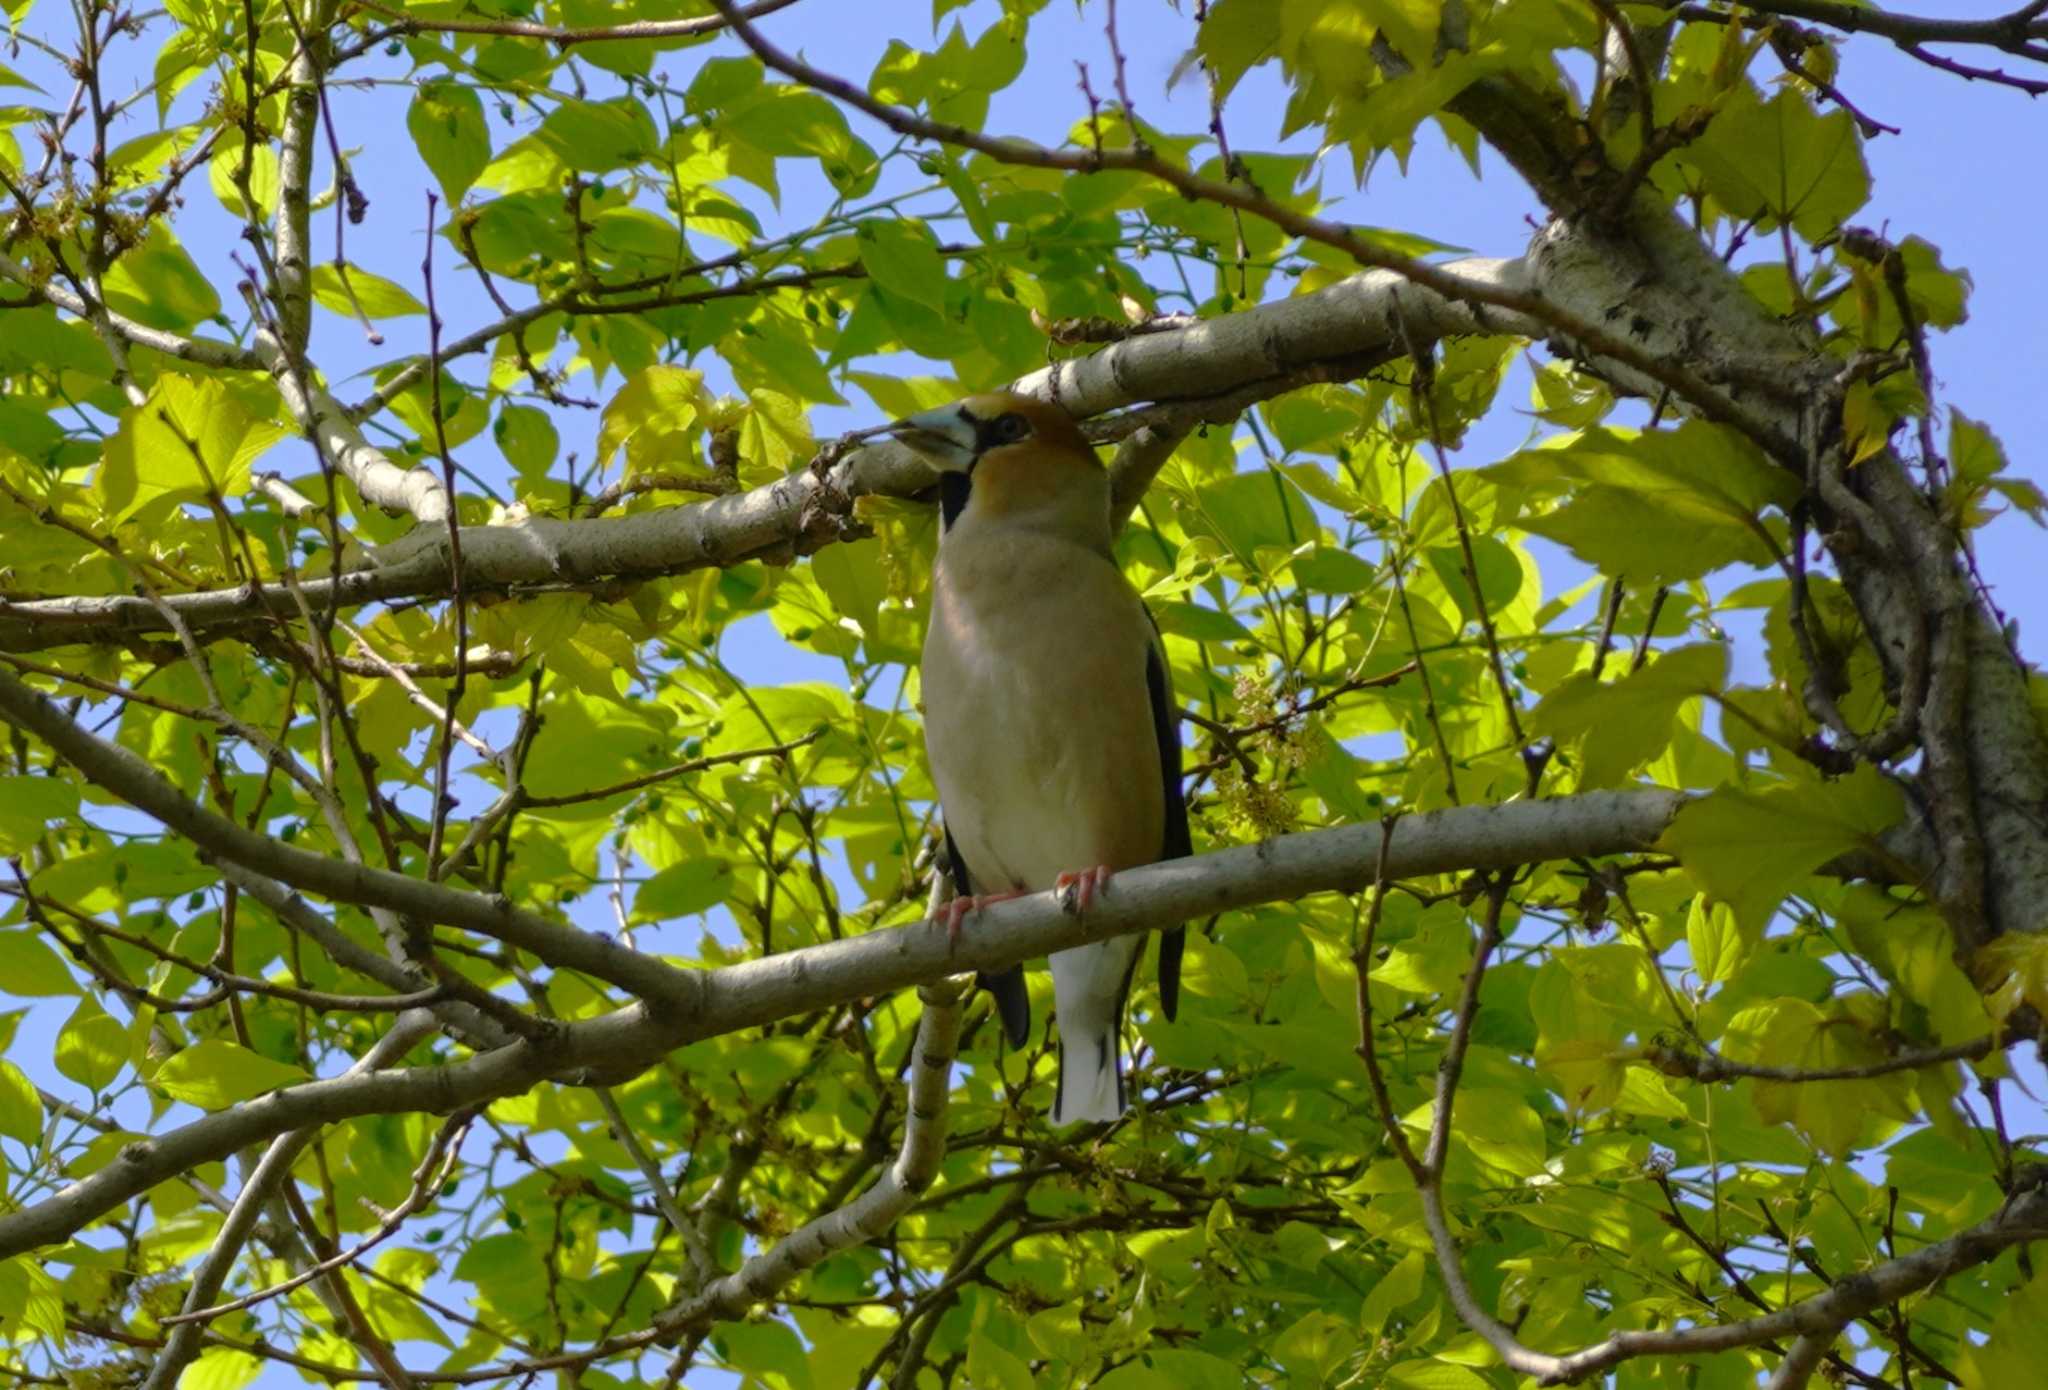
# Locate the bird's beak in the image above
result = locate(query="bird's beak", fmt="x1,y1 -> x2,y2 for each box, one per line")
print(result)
889,405 -> 978,473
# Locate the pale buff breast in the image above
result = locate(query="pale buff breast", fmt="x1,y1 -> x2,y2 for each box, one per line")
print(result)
921,529 -> 1166,895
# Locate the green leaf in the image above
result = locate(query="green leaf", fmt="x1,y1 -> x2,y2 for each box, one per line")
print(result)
0,1059 -> 41,1144
1198,0 -> 1281,101
99,224 -> 222,332
0,930 -> 78,997
1489,420 -> 1796,585
1686,893 -> 1745,988
154,1039 -> 310,1108
687,56 -> 763,114
0,1257 -> 63,1342
496,404 -> 561,482
856,218 -> 950,311
1290,545 -> 1378,594
98,373 -> 293,525
723,84 -> 879,196
1448,1087 -> 1546,1175
1961,1270 -> 2048,1388
1188,470 -> 1317,560
1531,642 -> 1727,788
1149,599 -> 1251,643
717,1318 -> 812,1389
633,859 -> 735,922
1663,766 -> 1905,933
153,28 -> 212,122
520,690 -> 664,800
180,1347 -> 264,1390
1423,535 -> 1522,624
1360,1251 -> 1426,1334
1271,1309 -> 1357,1384
0,397 -> 67,470
967,1338 -> 1036,1390
409,81 -> 490,202
1722,994 -> 1915,1155
0,773 -> 77,853
533,96 -> 657,174
595,366 -> 705,475
1680,86 -> 1871,240
310,263 -> 426,320
107,125 -> 195,181
54,997 -> 126,1092
811,536 -> 901,655
1386,1360 -> 1493,1389
208,135 -> 279,220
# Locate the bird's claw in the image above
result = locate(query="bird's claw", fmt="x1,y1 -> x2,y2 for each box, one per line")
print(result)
938,895 -> 973,950
932,890 -> 1026,950
1056,865 -> 1114,915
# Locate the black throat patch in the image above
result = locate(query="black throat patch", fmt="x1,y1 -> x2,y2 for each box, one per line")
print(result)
938,472 -> 972,531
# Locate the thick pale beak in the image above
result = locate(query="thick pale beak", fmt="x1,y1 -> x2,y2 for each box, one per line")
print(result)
889,405 -> 978,473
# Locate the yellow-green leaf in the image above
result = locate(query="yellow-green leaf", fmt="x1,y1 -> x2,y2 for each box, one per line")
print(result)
1663,766 -> 1904,933
154,1039 -> 309,1108
409,81 -> 490,202
0,1059 -> 40,1144
311,263 -> 426,320
54,997 -> 127,1092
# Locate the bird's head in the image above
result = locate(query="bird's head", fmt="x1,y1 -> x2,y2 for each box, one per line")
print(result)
890,392 -> 1108,542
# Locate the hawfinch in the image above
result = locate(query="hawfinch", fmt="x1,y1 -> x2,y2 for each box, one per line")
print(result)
894,392 -> 1189,1125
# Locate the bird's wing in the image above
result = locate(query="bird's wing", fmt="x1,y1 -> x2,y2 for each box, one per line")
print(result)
946,823 -> 1032,1049
1143,614 -> 1190,1022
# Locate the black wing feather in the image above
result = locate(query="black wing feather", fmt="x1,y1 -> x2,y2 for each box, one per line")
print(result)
1143,626 -> 1190,1022
945,824 -> 1031,1049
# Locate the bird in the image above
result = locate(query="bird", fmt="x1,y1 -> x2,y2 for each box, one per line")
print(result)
893,391 -> 1189,1125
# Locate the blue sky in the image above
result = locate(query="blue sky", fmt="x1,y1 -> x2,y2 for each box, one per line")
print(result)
3,2 -> 2044,1384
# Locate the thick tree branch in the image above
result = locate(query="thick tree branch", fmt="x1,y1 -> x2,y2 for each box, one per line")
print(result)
0,665 -> 699,1007
0,787 -> 1689,1259
0,260 -> 1521,655
1731,0 -> 2048,49
706,0 -> 1792,455
1443,82 -> 2048,953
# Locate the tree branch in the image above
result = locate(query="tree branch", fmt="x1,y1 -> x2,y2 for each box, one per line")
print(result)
653,976 -> 968,1340
0,787 -> 1688,1260
0,259 -> 1523,655
139,1009 -> 439,1390
352,0 -> 801,50
0,665 -> 700,1007
705,0 -> 1789,453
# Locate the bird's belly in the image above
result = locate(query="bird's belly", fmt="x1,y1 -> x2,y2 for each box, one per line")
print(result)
923,593 -> 1164,893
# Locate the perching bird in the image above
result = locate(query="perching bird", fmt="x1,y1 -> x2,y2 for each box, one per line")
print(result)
894,391 -> 1189,1125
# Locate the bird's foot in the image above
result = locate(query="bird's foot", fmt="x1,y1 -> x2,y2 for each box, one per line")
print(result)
935,890 -> 1026,949
1055,865 -> 1113,915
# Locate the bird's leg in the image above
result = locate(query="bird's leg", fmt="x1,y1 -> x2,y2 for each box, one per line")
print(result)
935,889 -> 1028,949
1055,865 -> 1114,914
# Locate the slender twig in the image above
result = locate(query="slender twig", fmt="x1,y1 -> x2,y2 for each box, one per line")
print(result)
1644,1034 -> 1997,1084
162,1108 -> 475,1325
704,0 -> 1802,463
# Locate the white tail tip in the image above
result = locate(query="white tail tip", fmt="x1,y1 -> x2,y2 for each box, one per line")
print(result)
1051,1029 -> 1125,1125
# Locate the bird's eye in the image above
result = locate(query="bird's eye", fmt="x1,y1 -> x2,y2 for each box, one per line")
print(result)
992,413 -> 1029,443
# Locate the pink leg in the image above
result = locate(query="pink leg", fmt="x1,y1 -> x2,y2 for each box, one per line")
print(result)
1055,865 -> 1114,913
935,889 -> 1026,948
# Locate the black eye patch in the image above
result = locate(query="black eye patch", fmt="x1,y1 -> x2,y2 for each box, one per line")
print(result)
976,412 -> 1030,449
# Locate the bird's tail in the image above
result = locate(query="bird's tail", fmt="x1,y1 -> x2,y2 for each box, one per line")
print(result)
1051,1025 -> 1124,1126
